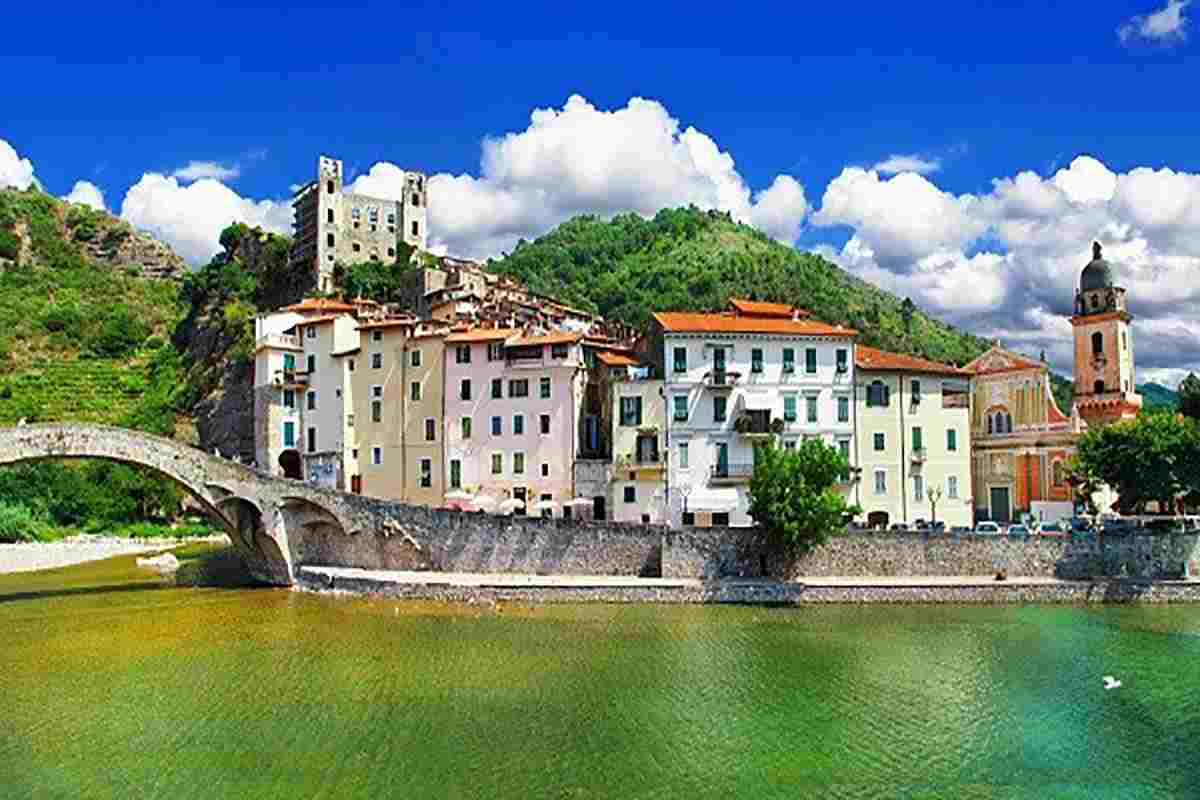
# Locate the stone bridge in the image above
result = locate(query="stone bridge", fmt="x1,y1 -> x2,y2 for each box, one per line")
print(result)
0,424 -> 383,585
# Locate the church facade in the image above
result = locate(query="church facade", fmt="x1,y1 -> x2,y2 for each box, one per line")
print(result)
966,243 -> 1139,524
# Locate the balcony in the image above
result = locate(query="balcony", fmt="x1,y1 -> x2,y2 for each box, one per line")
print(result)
710,462 -> 754,483
703,369 -> 741,391
274,369 -> 309,388
735,412 -> 781,440
910,447 -> 926,465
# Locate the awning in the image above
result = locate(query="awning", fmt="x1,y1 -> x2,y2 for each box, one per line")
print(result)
686,487 -> 741,512
741,392 -> 774,411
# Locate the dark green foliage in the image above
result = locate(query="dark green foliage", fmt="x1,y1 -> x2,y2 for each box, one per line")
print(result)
87,306 -> 151,358
1075,409 -> 1200,513
488,208 -> 992,366
65,204 -> 102,242
0,461 -> 184,530
336,248 -> 417,303
1050,373 -> 1074,416
120,344 -> 186,436
0,502 -> 50,543
748,440 -> 861,553
0,229 -> 17,260
40,304 -> 84,336
1176,374 -> 1200,419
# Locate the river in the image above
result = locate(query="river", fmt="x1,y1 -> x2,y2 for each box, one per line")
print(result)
3,546 -> 1200,799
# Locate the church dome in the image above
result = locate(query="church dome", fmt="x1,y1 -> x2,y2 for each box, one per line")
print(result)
1080,241 -> 1116,292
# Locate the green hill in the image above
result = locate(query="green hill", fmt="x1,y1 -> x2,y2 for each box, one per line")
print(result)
1138,382 -> 1178,410
488,207 -> 992,367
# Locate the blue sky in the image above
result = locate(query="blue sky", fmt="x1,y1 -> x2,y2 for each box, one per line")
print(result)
2,0 -> 1199,385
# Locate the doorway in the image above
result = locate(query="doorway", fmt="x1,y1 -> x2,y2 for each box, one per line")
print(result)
867,511 -> 889,530
990,487 -> 1011,524
593,496 -> 606,521
513,487 -> 527,516
278,449 -> 302,480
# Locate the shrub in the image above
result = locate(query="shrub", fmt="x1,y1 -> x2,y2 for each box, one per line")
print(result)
0,229 -> 18,260
87,306 -> 151,358
0,502 -> 49,543
41,304 -> 84,335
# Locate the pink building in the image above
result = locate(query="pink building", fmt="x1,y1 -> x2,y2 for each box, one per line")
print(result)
443,329 -> 587,517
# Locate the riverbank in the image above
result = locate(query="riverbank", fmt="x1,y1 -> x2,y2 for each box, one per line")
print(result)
0,533 -> 231,574
297,565 -> 1200,604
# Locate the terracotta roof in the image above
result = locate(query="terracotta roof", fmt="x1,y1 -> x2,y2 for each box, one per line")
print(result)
653,312 -> 856,337
509,332 -> 583,347
444,328 -> 518,343
281,298 -> 358,314
356,318 -> 416,331
729,298 -> 810,318
855,346 -> 969,376
964,344 -> 1045,376
596,351 -> 640,367
297,315 -> 340,327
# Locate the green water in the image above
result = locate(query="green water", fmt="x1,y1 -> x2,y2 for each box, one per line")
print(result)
4,552 -> 1200,799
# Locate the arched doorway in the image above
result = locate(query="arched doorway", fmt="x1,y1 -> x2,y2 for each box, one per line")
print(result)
867,511 -> 889,530
278,449 -> 302,480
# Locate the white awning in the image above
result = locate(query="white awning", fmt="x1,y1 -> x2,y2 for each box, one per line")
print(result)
741,392 -> 774,411
686,487 -> 741,512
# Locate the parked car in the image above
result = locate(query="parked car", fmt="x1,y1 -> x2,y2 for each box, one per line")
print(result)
1007,524 -> 1032,538
950,526 -> 972,536
1038,522 -> 1068,539
974,521 -> 1002,535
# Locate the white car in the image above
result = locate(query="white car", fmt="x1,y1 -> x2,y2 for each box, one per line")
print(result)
974,521 -> 1002,535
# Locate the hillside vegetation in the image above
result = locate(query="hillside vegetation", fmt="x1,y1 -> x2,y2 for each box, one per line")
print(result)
488,207 -> 992,367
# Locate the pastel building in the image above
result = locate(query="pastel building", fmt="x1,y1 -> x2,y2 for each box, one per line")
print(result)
853,346 -> 973,529
648,300 -> 858,527
606,355 -> 668,524
442,329 -> 586,515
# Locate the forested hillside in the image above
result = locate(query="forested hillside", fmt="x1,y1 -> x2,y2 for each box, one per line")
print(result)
488,207 -> 992,367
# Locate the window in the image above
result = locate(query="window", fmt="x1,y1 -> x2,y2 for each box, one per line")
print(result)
782,348 -> 795,373
307,392 -> 316,411
837,395 -> 850,423
513,414 -> 524,435
783,440 -> 797,450
372,385 -> 383,399
326,208 -> 334,223
751,348 -> 764,373
307,354 -> 316,373
347,413 -> 354,428
682,512 -> 696,526
411,194 -> 420,207
513,452 -> 525,475
487,342 -> 503,361
539,377 -> 551,399
948,476 -> 958,499
283,389 -> 295,409
620,396 -> 643,426
783,395 -> 797,422
836,349 -> 848,373
484,378 -> 499,400
947,429 -> 957,452
713,396 -> 727,423
491,453 -> 503,475
352,243 -> 361,253
410,349 -> 421,367
283,421 -> 295,448
461,417 -> 472,439
371,400 -> 382,423
410,381 -> 421,402
372,447 -> 382,466
455,379 -> 469,401
541,463 -> 549,478
387,247 -> 395,257
866,380 -> 890,407
1094,379 -> 1105,394
371,353 -> 382,370
420,458 -> 432,488
539,414 -> 550,435
283,353 -> 296,372
624,486 -> 636,503
450,460 -> 461,489
1092,331 -> 1103,356
425,418 -> 436,442
351,448 -> 358,461
307,426 -> 317,453
371,331 -> 382,344
913,475 -> 924,502
509,379 -> 529,398
712,512 -> 730,527
305,326 -> 317,340
348,359 -> 355,373
326,232 -> 334,247
491,416 -> 502,436
679,443 -> 689,469
806,395 -> 818,423
874,469 -> 887,495
874,432 -> 886,452
912,426 -> 923,452
352,207 -> 362,222
673,396 -> 689,422
673,347 -> 688,373
551,343 -> 569,359
838,438 -> 850,460
911,379 -> 922,404
411,221 -> 419,237
805,348 -> 817,374
455,345 -> 471,364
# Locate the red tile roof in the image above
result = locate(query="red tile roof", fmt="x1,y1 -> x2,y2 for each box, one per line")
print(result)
356,318 -> 417,331
596,351 -> 640,366
729,298 -> 810,318
444,328 -> 518,343
281,298 -> 358,314
653,312 -> 856,337
964,344 -> 1045,376
855,346 -> 969,376
509,332 -> 582,347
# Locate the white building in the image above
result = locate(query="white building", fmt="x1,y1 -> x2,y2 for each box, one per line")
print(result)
649,299 -> 857,527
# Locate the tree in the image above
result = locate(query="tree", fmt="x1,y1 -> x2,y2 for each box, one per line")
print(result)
926,485 -> 944,525
747,440 -> 861,553
1179,373 -> 1200,421
1075,410 -> 1200,514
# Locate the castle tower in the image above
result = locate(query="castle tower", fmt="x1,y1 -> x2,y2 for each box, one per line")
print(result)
314,156 -> 344,293
1071,241 -> 1141,425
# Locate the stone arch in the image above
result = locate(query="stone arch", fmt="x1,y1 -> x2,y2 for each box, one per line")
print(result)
275,495 -> 349,569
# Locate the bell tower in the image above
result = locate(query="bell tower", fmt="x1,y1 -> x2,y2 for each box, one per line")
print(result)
1071,242 -> 1141,425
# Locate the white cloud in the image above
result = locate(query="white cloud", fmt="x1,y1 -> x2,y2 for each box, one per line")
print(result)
62,180 -> 106,211
0,139 -> 36,190
345,94 -> 809,258
120,173 -> 291,264
871,154 -> 942,175
171,161 -> 241,182
1118,0 -> 1191,44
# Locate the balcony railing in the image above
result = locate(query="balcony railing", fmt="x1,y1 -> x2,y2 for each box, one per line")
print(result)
910,447 -> 926,464
711,462 -> 754,480
704,369 -> 741,389
258,332 -> 300,350
274,369 -> 309,386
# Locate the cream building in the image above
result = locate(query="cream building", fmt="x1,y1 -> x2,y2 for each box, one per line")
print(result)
606,355 -> 667,524
853,346 -> 973,529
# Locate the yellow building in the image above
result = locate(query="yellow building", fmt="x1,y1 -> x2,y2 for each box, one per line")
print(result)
853,346 -> 973,529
